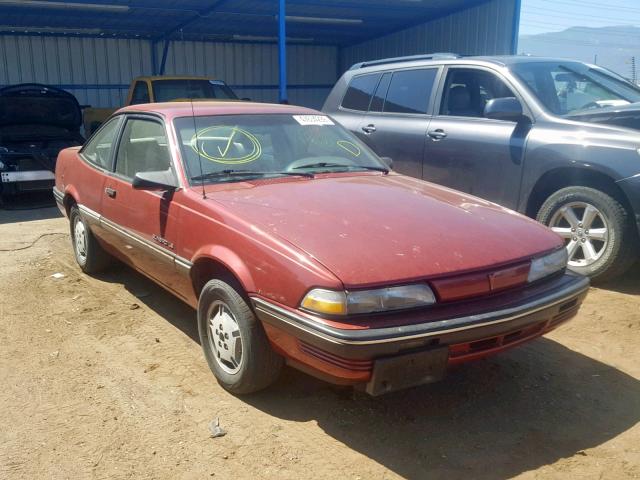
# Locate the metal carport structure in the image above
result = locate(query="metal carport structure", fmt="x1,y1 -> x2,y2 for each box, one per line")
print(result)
0,0 -> 521,108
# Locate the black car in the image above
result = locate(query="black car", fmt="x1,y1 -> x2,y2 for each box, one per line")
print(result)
323,54 -> 640,280
0,83 -> 84,197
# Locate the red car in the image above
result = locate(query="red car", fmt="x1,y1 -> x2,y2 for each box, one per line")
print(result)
53,102 -> 589,395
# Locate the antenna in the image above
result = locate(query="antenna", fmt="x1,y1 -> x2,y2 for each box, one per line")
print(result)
190,99 -> 206,199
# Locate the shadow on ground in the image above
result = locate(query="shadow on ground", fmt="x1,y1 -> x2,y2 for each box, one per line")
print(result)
0,192 -> 61,224
94,263 -> 640,480
598,263 -> 640,295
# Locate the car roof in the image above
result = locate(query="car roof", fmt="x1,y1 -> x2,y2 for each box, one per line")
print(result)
117,101 -> 319,119
347,55 -> 589,74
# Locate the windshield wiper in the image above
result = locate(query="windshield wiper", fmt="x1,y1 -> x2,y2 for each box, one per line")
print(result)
191,169 -> 314,182
292,162 -> 389,174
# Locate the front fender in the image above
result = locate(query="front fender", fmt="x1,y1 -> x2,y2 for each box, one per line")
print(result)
519,122 -> 640,212
191,244 -> 256,293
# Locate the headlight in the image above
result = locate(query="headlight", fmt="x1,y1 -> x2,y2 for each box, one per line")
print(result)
0,160 -> 5,170
528,248 -> 568,283
301,284 -> 436,316
300,289 -> 347,315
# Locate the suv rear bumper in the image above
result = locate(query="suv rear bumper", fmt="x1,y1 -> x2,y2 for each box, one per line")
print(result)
252,272 -> 589,393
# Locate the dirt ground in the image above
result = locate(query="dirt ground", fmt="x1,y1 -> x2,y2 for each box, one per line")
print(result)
1,201 -> 639,480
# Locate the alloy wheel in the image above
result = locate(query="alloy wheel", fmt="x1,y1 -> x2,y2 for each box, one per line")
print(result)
73,217 -> 88,263
207,300 -> 243,375
549,201 -> 609,267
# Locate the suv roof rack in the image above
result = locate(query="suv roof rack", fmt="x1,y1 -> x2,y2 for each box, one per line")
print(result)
349,53 -> 461,70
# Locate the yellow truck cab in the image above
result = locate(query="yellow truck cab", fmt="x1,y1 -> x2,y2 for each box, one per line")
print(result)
83,76 -> 240,135
127,76 -> 238,104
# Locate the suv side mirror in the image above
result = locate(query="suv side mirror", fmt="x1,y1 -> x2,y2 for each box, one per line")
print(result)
380,156 -> 394,169
484,97 -> 524,122
133,170 -> 179,191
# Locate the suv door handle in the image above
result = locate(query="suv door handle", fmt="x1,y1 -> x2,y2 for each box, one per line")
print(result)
361,124 -> 376,134
105,187 -> 117,198
428,129 -> 447,140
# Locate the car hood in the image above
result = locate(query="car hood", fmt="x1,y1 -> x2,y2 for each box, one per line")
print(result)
566,102 -> 640,131
0,83 -> 82,129
209,174 -> 562,287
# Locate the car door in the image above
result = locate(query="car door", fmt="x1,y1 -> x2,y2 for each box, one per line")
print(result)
75,116 -> 123,242
329,71 -> 381,143
423,66 -> 530,209
101,115 -> 182,289
359,67 -> 439,179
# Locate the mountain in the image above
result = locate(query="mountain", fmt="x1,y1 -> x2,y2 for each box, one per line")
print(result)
518,26 -> 640,80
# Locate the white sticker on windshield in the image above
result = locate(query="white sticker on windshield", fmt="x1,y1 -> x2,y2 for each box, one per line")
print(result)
293,115 -> 334,126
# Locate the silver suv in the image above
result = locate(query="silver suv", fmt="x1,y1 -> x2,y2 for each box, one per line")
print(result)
323,53 -> 640,281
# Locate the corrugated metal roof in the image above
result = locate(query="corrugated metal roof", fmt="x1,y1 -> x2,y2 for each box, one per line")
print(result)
0,0 -> 492,46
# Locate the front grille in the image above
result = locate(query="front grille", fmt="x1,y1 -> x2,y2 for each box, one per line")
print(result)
548,304 -> 579,328
299,341 -> 373,371
449,321 -> 547,363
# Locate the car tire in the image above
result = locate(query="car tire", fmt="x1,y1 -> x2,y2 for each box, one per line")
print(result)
536,186 -> 638,281
69,205 -> 111,273
198,278 -> 283,394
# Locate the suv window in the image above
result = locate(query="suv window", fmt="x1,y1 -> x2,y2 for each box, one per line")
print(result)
511,62 -> 640,115
81,117 -> 120,169
384,69 -> 437,114
341,73 -> 380,111
130,81 -> 150,105
369,72 -> 392,112
115,118 -> 171,179
440,68 -> 518,118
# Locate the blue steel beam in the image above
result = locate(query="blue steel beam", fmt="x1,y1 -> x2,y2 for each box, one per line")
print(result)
159,39 -> 170,75
511,0 -> 522,54
278,0 -> 287,103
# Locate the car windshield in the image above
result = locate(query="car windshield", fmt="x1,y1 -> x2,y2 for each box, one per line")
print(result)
510,61 -> 640,115
174,114 -> 387,184
153,79 -> 237,102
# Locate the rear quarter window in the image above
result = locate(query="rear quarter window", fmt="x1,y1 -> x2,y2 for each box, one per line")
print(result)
341,73 -> 381,111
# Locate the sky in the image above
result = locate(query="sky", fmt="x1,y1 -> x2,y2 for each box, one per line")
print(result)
520,0 -> 640,36
518,0 -> 640,77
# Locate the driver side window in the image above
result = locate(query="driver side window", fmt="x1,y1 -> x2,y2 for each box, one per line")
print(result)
115,118 -> 172,180
440,68 -> 519,118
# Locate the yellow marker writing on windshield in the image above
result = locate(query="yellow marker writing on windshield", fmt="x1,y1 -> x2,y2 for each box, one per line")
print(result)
217,127 -> 237,157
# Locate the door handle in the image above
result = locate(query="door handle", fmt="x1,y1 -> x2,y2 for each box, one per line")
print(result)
361,124 -> 376,134
428,129 -> 447,140
105,187 -> 117,198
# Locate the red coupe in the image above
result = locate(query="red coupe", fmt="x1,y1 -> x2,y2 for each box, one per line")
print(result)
54,101 -> 589,395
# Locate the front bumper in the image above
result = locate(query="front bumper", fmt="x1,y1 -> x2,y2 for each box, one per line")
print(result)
1,170 -> 55,183
252,271 -> 589,394
1,170 -> 55,194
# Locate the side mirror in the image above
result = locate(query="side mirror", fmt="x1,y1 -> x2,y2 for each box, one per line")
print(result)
380,156 -> 393,169
484,97 -> 524,122
132,170 -> 179,191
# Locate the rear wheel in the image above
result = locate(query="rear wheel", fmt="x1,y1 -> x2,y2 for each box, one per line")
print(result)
536,186 -> 638,281
198,279 -> 283,394
69,205 -> 111,273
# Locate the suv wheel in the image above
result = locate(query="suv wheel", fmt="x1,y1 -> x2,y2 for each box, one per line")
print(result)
536,186 -> 638,281
197,279 -> 283,394
69,205 -> 111,273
